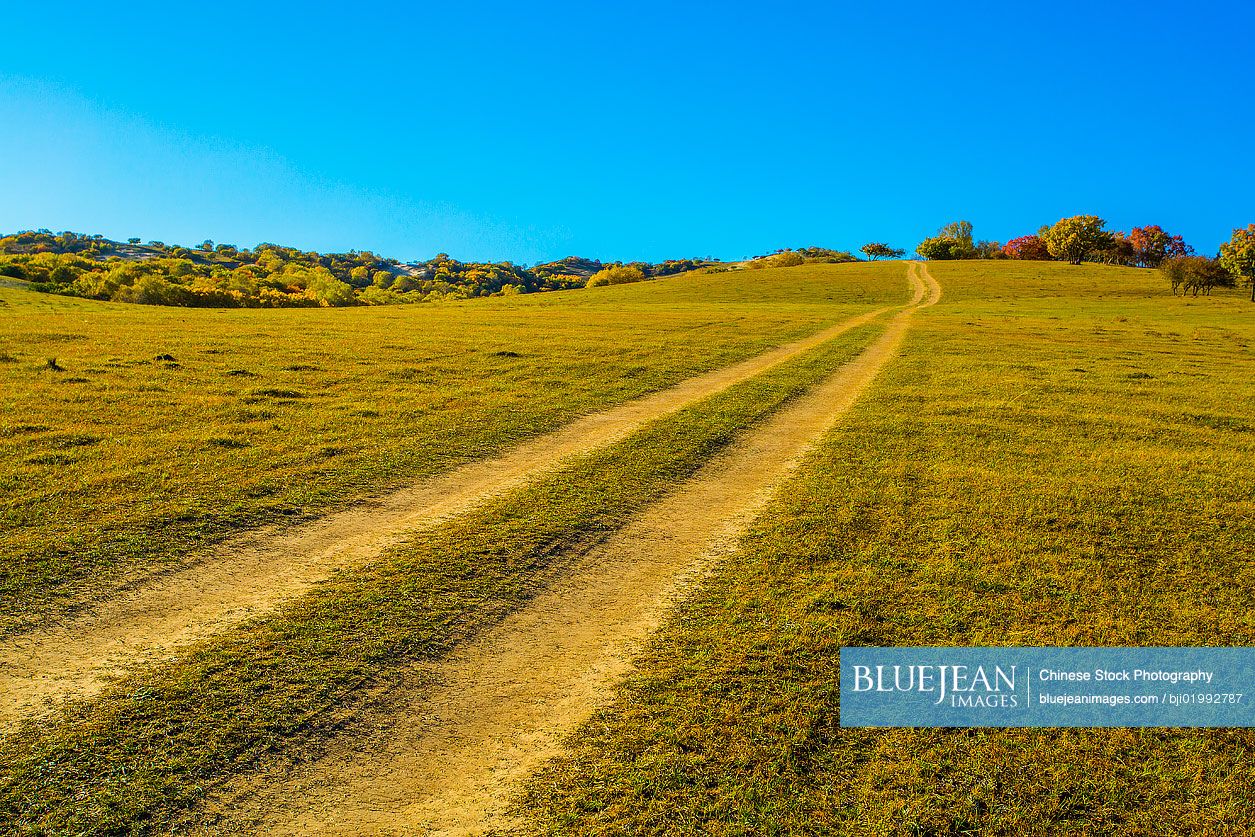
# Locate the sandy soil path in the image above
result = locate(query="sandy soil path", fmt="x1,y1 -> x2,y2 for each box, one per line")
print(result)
219,264 -> 939,835
0,305 -> 895,730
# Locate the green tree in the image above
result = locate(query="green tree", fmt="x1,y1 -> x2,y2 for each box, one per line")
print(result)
1041,215 -> 1109,264
915,235 -> 968,260
938,220 -> 974,246
1161,256 -> 1233,297
1218,223 -> 1255,302
915,221 -> 977,260
974,240 -> 1003,259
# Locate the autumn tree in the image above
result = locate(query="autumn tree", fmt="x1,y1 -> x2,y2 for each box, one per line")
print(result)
1094,231 -> 1137,266
1128,225 -> 1192,268
1041,215 -> 1108,264
860,242 -> 903,260
1002,235 -> 1050,260
1218,224 -> 1255,302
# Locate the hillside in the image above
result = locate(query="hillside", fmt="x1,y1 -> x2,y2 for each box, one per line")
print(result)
0,230 -> 720,308
0,261 -> 1251,834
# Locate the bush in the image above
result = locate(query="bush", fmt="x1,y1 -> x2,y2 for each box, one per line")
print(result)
745,251 -> 806,270
586,265 -> 645,287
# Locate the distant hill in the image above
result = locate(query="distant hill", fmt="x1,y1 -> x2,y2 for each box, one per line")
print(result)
0,230 -> 723,308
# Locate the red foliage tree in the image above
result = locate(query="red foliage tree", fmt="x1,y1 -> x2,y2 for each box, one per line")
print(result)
1002,234 -> 1051,260
1128,225 -> 1193,268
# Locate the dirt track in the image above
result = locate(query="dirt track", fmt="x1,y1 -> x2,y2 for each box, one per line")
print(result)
0,305 -> 893,729
216,264 -> 940,835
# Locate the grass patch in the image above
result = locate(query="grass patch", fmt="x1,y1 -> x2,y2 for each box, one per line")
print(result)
519,261 -> 1255,836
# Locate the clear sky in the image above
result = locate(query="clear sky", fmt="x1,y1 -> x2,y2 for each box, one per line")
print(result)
2,1 -> 1252,264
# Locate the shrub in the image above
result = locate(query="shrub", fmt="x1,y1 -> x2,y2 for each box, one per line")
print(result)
745,251 -> 806,270
586,265 -> 645,287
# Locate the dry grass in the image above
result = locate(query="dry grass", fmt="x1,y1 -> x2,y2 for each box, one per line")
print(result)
519,261 -> 1255,836
0,263 -> 904,633
0,302 -> 890,833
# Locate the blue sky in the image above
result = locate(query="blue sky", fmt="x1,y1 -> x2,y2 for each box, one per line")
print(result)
2,1 -> 1252,264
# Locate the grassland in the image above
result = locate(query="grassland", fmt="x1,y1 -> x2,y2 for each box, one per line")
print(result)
520,262 -> 1255,835
0,263 -> 902,633
3,259 -> 1251,834
0,265 -> 907,833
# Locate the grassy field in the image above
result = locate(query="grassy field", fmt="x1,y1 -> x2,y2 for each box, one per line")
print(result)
520,261 -> 1255,835
3,259 -> 1252,834
0,263 -> 902,632
0,318 -> 889,833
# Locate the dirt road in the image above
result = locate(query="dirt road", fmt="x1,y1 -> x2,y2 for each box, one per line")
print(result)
216,265 -> 940,835
0,305 -> 895,729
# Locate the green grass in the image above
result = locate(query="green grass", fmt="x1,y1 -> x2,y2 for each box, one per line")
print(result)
519,261 -> 1255,835
0,317 -> 889,835
0,262 -> 905,633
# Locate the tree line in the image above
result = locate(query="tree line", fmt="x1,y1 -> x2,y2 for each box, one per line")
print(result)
0,231 -> 715,308
5,223 -> 1252,308
880,217 -> 1255,300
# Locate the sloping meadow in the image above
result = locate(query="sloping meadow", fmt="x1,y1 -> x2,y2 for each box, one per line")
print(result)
0,263 -> 905,634
520,261 -> 1255,835
0,316 -> 892,833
